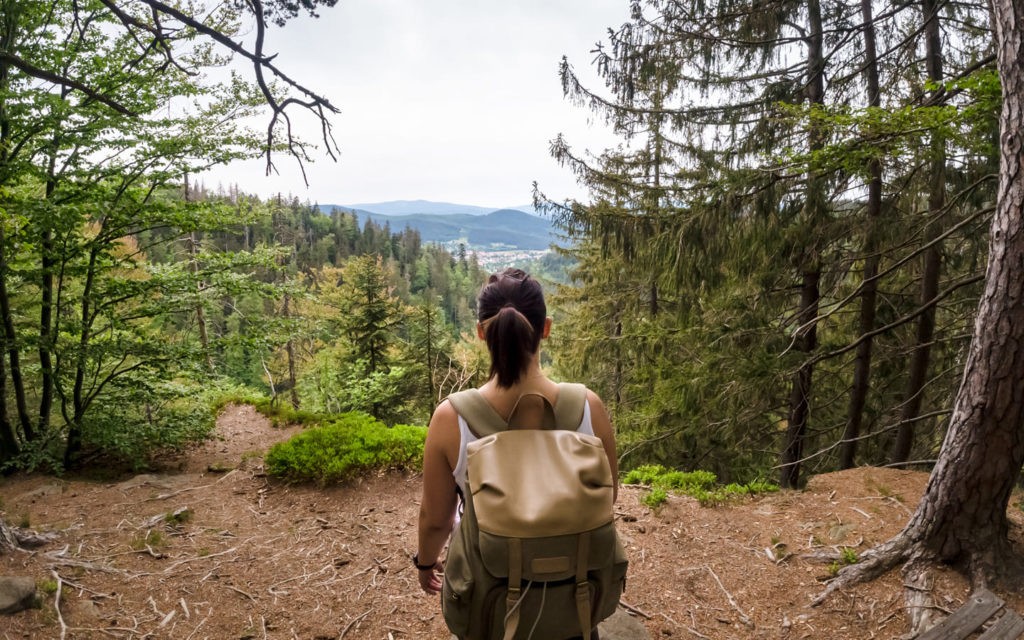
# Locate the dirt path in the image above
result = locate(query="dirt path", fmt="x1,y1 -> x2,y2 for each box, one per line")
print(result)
2,405 -> 1023,639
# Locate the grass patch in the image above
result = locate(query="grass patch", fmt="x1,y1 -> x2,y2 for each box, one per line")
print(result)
623,464 -> 779,508
131,529 -> 166,551
829,546 -> 859,575
265,411 -> 426,485
250,398 -> 324,427
38,579 -> 59,595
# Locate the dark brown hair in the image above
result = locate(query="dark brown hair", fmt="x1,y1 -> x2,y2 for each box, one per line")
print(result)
477,268 -> 547,387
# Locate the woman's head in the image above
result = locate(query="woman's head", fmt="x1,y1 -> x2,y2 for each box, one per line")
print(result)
477,268 -> 548,387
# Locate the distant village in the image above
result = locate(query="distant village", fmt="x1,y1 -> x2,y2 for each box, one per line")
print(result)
472,248 -> 551,270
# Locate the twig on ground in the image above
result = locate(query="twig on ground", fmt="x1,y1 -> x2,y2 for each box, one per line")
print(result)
339,609 -> 372,639
51,570 -> 68,640
618,598 -> 652,619
46,553 -> 146,578
228,585 -> 257,602
184,615 -> 210,640
661,613 -> 711,640
163,547 -> 237,573
706,565 -> 754,628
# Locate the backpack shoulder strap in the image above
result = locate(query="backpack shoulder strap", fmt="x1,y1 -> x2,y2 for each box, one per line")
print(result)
554,382 -> 588,431
447,389 -> 508,437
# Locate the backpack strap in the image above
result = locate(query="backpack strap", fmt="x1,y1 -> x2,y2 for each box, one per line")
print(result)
554,383 -> 588,431
447,389 -> 507,437
447,382 -> 589,437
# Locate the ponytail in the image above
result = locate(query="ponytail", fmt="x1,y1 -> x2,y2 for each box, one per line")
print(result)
484,307 -> 536,387
477,269 -> 547,388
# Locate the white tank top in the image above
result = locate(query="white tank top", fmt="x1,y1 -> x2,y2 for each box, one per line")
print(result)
451,399 -> 595,497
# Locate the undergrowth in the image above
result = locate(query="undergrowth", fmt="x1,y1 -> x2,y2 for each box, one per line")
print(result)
265,411 -> 426,485
623,464 -> 779,508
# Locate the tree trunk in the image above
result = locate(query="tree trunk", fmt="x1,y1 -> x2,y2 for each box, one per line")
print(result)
0,224 -> 32,442
0,320 -> 18,460
190,231 -> 214,373
65,246 -> 100,467
38,141 -> 60,438
818,0 -> 1024,598
0,14 -> 21,460
780,0 -> 825,489
283,294 -> 299,410
780,269 -> 820,488
185,176 -> 214,374
891,0 -> 947,464
904,0 -> 1024,576
840,0 -> 884,469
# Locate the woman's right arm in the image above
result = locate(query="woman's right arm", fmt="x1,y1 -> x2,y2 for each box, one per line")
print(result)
416,400 -> 460,594
587,390 -> 619,503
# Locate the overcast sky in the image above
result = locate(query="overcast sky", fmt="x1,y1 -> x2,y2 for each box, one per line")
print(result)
201,0 -> 629,208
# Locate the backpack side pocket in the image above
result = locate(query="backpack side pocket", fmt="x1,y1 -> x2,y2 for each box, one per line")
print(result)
442,528 -> 475,637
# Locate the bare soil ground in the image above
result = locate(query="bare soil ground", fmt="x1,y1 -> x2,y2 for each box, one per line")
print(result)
2,405 -> 1023,640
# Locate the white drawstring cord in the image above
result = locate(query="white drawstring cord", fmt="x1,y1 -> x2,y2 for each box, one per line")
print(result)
525,580 -> 548,640
504,580 -> 533,627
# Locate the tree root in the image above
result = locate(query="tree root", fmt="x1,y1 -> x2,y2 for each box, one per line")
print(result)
0,519 -> 60,554
811,535 -> 913,606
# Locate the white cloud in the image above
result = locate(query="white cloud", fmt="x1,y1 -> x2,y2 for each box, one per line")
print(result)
201,0 -> 626,207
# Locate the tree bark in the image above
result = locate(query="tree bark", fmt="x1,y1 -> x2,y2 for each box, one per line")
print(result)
780,0 -> 825,488
781,269 -> 820,488
0,223 -> 32,442
891,0 -> 947,464
38,136 -> 61,439
841,0 -> 884,469
283,293 -> 299,410
0,319 -> 18,460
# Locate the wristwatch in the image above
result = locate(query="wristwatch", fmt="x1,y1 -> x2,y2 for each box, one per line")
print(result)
412,554 -> 437,570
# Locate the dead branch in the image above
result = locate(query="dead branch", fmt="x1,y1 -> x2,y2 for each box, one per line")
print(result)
51,570 -> 68,640
339,609 -> 372,639
162,546 -> 237,573
664,613 -> 712,640
706,565 -> 753,628
227,585 -> 257,602
618,598 -> 652,619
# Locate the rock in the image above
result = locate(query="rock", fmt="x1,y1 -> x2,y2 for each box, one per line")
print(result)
15,482 -> 64,501
0,576 -> 39,615
599,610 -> 651,639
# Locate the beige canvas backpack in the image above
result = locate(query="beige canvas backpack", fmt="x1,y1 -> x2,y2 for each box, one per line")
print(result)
442,383 -> 628,640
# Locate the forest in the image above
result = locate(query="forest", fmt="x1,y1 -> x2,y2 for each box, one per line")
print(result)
0,0 -> 1017,500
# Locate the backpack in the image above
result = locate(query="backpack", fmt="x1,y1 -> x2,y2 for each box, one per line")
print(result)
442,383 -> 628,640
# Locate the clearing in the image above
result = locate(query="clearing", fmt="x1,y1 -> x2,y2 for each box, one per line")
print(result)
2,404 -> 1023,639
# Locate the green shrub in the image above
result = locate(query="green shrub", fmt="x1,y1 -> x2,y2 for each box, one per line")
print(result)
622,464 -> 670,485
641,487 -> 668,509
265,412 -> 427,484
79,377 -> 218,470
623,464 -> 779,508
250,397 -> 324,427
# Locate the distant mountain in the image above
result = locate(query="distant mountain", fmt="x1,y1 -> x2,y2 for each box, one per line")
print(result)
337,200 -> 540,217
317,204 -> 558,251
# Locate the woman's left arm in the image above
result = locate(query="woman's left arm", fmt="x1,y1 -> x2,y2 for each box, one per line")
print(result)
587,390 -> 619,503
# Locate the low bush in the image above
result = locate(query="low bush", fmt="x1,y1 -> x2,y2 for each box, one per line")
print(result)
623,464 -> 779,508
265,412 -> 427,484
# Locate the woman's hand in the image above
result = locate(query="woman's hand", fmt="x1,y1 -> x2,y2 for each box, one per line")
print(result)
417,560 -> 444,595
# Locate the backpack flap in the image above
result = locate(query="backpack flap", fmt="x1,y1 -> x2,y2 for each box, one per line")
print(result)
466,429 -> 614,538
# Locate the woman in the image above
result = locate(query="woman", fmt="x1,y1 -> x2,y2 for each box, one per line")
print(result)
415,268 -> 618,638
